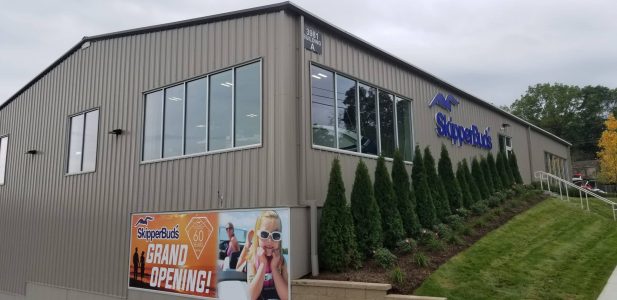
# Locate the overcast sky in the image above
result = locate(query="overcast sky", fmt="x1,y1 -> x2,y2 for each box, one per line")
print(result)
1,0 -> 616,107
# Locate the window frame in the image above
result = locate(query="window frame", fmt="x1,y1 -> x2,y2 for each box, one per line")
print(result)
0,134 -> 8,186
65,108 -> 101,176
309,62 -> 415,162
499,134 -> 513,158
140,58 -> 263,164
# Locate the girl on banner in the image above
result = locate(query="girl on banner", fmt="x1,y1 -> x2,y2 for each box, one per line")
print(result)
247,210 -> 289,300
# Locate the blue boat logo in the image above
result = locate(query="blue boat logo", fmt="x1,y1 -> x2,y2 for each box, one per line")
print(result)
134,216 -> 154,227
429,93 -> 459,112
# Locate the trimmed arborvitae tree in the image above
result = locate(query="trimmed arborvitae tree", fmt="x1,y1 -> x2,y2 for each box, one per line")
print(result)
392,150 -> 421,238
351,160 -> 383,258
487,152 -> 503,191
374,156 -> 405,250
456,162 -> 474,208
480,157 -> 495,195
509,151 -> 524,184
424,147 -> 451,222
463,159 -> 482,203
408,186 -> 421,237
319,159 -> 361,272
471,157 -> 489,200
496,151 -> 512,188
438,145 -> 463,210
504,153 -> 516,186
412,146 -> 437,228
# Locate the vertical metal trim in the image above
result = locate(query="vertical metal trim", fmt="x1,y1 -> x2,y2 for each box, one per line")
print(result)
259,59 -> 263,148
231,67 -> 236,148
205,75 -> 210,152
376,88 -> 382,156
182,82 -> 187,155
80,114 -> 86,171
160,90 -> 165,158
409,99 -> 416,161
394,96 -> 399,151
333,72 -> 339,149
355,81 -> 361,153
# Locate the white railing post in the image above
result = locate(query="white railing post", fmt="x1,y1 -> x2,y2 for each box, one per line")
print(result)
586,193 -> 590,212
558,180 -> 563,200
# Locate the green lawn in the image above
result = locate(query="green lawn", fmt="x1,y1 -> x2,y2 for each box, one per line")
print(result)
415,197 -> 617,300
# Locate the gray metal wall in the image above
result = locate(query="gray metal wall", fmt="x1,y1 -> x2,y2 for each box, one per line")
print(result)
299,20 -> 570,205
0,10 -> 300,298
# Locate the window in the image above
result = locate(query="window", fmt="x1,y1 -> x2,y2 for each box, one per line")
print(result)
68,109 -> 99,173
310,64 -> 414,160
142,60 -> 261,161
498,135 -> 512,157
545,152 -> 568,179
0,136 -> 8,185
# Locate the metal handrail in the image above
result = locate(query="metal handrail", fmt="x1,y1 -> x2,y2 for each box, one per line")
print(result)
534,171 -> 617,221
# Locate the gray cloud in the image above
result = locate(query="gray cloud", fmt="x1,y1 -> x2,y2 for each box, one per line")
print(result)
1,0 -> 616,106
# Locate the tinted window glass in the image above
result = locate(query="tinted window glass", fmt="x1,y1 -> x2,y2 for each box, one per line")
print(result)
396,98 -> 413,161
82,110 -> 99,172
143,91 -> 163,160
310,65 -> 335,148
379,91 -> 395,158
359,83 -> 378,155
68,114 -> 84,173
209,70 -> 233,151
336,74 -> 357,151
235,62 -> 261,147
164,84 -> 184,157
185,78 -> 208,155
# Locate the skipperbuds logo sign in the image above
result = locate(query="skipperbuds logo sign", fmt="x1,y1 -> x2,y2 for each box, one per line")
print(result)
429,93 -> 492,150
429,93 -> 459,112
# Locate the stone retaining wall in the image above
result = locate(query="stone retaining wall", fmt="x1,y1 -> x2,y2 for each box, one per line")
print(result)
292,279 -> 446,300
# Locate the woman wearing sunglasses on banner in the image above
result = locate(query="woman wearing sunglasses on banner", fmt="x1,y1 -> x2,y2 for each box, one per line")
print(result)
247,210 -> 289,300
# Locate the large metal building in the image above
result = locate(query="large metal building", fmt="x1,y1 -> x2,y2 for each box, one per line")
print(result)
0,2 -> 570,300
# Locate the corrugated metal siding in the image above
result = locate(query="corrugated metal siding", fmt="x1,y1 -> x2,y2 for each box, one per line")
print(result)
529,129 -> 571,176
0,10 -> 298,297
300,23 -> 567,204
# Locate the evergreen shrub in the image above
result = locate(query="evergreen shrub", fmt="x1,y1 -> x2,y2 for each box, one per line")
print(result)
350,160 -> 383,259
374,156 -> 405,250
412,146 -> 437,228
319,159 -> 361,272
374,248 -> 397,269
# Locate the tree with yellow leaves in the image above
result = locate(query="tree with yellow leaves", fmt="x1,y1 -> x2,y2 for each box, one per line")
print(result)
598,113 -> 617,183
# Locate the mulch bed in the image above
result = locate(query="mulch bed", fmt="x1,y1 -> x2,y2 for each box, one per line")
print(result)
308,191 -> 550,294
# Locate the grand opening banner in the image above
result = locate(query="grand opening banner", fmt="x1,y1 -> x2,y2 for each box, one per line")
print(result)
129,208 -> 290,300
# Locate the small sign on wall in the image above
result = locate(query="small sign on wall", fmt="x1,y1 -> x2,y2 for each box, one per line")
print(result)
304,24 -> 322,54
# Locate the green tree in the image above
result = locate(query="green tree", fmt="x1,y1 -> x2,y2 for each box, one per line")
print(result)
487,152 -> 503,191
392,150 -> 421,237
480,157 -> 495,195
496,152 -> 512,188
463,159 -> 482,203
471,157 -> 489,200
438,145 -> 463,210
456,162 -> 474,208
424,147 -> 451,222
510,83 -> 617,161
412,146 -> 437,228
509,152 -> 524,184
350,160 -> 383,258
319,159 -> 361,272
374,156 -> 405,249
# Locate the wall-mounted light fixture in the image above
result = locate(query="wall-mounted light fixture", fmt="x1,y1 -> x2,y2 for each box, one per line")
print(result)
501,123 -> 511,131
108,129 -> 123,135
25,150 -> 38,155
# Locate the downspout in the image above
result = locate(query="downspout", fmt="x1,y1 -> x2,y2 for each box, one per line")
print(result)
526,125 -> 534,183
